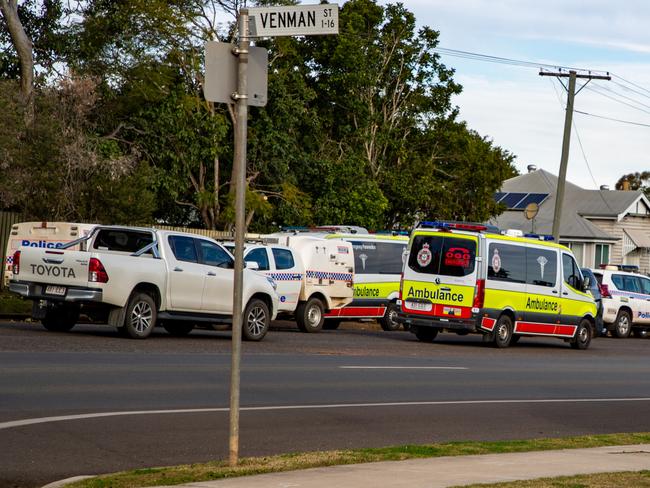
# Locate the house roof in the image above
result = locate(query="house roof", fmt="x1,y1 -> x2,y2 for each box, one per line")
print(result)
490,168 -> 648,241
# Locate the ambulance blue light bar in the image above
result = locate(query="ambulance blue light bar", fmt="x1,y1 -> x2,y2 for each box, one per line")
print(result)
524,233 -> 554,241
418,221 -> 488,232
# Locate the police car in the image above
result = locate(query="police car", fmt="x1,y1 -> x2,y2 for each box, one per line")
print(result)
590,268 -> 650,338
398,221 -> 598,349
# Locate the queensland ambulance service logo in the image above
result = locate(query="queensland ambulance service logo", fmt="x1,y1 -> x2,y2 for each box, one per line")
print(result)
537,255 -> 548,279
417,243 -> 432,267
491,248 -> 501,273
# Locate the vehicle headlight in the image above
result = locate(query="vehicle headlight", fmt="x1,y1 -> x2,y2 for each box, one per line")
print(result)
266,276 -> 277,290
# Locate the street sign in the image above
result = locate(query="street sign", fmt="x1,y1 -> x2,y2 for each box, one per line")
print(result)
249,3 -> 339,37
203,41 -> 268,107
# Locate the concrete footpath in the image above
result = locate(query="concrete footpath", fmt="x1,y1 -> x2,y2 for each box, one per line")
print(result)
146,444 -> 650,488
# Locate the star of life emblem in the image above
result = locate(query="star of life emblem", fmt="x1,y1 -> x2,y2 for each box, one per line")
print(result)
417,243 -> 432,267
537,255 -> 548,278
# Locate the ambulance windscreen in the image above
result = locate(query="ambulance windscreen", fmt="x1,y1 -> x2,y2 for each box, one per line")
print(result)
408,235 -> 476,277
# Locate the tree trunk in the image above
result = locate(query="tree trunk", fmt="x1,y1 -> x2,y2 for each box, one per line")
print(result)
0,0 -> 34,126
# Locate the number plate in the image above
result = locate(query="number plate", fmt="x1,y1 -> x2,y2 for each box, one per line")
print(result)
406,301 -> 432,312
45,285 -> 66,296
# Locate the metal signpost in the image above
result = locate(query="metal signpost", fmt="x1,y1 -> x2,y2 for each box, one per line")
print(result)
203,4 -> 338,466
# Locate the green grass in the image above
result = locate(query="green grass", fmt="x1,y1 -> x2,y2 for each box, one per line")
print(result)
67,433 -> 650,488
458,470 -> 650,487
0,289 -> 31,314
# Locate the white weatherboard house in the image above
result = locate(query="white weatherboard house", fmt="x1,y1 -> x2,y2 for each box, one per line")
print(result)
490,167 -> 650,273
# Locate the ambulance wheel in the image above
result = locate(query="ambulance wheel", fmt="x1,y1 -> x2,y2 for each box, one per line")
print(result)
379,303 -> 401,331
242,298 -> 270,341
41,305 -> 79,332
571,319 -> 592,350
323,319 -> 342,330
493,315 -> 513,348
414,326 -> 438,343
296,297 -> 324,333
613,310 -> 632,338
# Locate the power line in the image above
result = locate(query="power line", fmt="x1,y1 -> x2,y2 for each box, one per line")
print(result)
611,73 -> 650,98
584,84 -> 650,116
574,109 -> 650,128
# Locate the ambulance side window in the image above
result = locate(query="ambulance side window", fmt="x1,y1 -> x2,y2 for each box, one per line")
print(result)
487,243 -> 525,283
350,241 -> 406,274
525,248 -> 557,287
562,253 -> 582,290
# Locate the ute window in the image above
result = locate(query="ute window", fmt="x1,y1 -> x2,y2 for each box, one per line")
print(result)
93,229 -> 153,253
246,248 -> 270,271
198,240 -> 233,268
272,248 -> 295,270
350,241 -> 407,275
408,235 -> 476,277
168,235 -> 198,263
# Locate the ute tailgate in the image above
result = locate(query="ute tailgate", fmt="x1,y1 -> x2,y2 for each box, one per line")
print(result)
15,247 -> 91,289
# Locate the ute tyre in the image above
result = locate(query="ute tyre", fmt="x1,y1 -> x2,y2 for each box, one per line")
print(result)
41,305 -> 79,332
296,297 -> 324,333
163,321 -> 195,337
379,303 -> 401,331
414,326 -> 438,343
613,310 -> 632,338
493,315 -> 513,348
122,292 -> 156,339
323,319 -> 342,330
242,299 -> 270,341
571,319 -> 593,350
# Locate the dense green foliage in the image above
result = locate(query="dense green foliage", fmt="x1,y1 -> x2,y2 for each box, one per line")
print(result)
0,0 -> 518,230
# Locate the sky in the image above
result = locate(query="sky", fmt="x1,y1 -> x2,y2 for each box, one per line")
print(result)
374,0 -> 650,190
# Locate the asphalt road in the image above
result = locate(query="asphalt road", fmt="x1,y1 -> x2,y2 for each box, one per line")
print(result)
2,319 -> 650,488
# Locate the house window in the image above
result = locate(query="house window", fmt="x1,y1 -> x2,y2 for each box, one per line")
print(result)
595,244 -> 610,268
559,242 -> 584,267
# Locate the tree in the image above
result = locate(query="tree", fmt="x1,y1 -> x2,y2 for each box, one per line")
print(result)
616,172 -> 650,195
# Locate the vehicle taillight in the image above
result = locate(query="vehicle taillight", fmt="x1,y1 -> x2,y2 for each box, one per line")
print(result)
11,250 -> 20,275
473,279 -> 485,308
599,283 -> 611,298
88,258 -> 109,283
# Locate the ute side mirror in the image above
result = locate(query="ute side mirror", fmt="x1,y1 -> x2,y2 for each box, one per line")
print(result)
245,260 -> 259,271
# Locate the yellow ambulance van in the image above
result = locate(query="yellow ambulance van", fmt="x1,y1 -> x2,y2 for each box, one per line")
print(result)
398,221 -> 597,349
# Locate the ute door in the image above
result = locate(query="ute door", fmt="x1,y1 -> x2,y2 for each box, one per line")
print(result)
197,239 -> 234,314
270,247 -> 302,312
523,245 -> 560,335
167,235 -> 205,311
637,276 -> 650,324
560,252 -> 592,338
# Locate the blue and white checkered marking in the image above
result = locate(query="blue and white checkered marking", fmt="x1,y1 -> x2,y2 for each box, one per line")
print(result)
268,272 -> 303,281
306,270 -> 353,281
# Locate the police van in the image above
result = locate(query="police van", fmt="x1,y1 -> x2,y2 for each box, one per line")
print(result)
3,221 -> 96,287
321,233 -> 408,331
398,221 -> 597,349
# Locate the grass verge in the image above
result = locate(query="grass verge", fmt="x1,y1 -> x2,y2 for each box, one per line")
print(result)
0,289 -> 31,315
458,470 -> 650,487
67,432 -> 650,488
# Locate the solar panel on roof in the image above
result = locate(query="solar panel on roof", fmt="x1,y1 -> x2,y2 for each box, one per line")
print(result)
500,193 -> 527,208
513,193 -> 549,209
494,192 -> 507,203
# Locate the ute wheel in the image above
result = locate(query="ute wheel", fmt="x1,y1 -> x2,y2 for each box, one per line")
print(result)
296,297 -> 324,333
323,319 -> 342,330
163,321 -> 195,337
613,310 -> 632,338
379,303 -> 401,331
41,305 -> 79,332
571,319 -> 593,350
242,298 -> 270,341
122,292 -> 156,339
493,315 -> 513,348
633,328 -> 649,339
414,326 -> 438,343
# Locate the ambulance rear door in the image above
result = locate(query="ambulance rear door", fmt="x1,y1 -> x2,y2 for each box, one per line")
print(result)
402,231 -> 478,319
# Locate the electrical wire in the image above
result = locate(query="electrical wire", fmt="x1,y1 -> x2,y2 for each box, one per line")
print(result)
574,110 -> 650,128
584,84 -> 650,116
